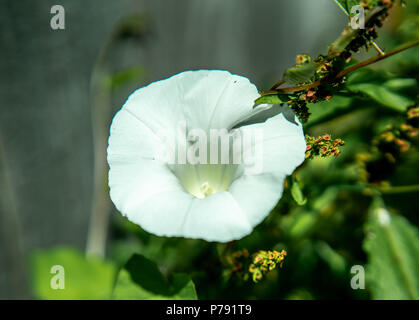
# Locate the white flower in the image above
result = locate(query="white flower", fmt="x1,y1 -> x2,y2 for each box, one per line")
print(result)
107,70 -> 306,242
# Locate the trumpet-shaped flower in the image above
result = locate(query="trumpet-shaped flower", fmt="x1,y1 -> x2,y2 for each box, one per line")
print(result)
107,70 -> 306,242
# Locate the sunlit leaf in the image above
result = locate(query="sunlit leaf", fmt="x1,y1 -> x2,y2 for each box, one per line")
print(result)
364,202 -> 419,299
347,82 -> 413,112
345,69 -> 414,112
30,247 -> 117,300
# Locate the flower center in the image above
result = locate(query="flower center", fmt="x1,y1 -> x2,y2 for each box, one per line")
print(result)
163,126 -> 247,199
170,163 -> 240,199
197,182 -> 214,199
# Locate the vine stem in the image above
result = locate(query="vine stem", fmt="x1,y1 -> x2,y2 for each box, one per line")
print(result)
262,40 -> 419,95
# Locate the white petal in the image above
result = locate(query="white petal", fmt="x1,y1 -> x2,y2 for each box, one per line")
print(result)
229,173 -> 286,226
239,111 -> 306,176
108,159 -> 184,216
109,159 -> 252,241
132,190 -> 252,242
121,70 -> 259,133
227,111 -> 306,227
122,187 -> 195,238
181,192 -> 252,242
108,108 -> 162,160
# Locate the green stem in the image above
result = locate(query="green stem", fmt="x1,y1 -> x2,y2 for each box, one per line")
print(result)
262,40 -> 419,95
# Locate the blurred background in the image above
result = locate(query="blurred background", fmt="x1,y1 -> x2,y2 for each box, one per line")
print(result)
0,0 -> 418,299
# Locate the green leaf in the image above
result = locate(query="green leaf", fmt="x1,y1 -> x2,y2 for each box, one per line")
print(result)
329,27 -> 358,54
30,247 -> 117,300
334,0 -> 380,16
171,274 -> 199,300
329,1 -> 383,54
283,62 -> 319,85
363,202 -> 419,299
289,176 -> 307,206
346,0 -> 364,12
306,95 -> 354,126
334,0 -> 350,14
345,67 -> 383,85
113,254 -> 197,300
329,1 -> 360,53
255,93 -> 289,105
346,82 -> 413,112
383,78 -> 417,90
254,94 -> 290,105
345,69 -> 414,112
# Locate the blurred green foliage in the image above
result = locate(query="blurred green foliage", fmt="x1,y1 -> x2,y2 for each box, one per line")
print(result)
30,247 -> 116,300
345,69 -> 415,112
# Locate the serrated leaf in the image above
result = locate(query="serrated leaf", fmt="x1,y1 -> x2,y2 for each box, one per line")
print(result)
335,1 -> 361,14
363,203 -> 419,299
113,254 -> 197,300
30,247 -> 117,300
283,62 -> 319,85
